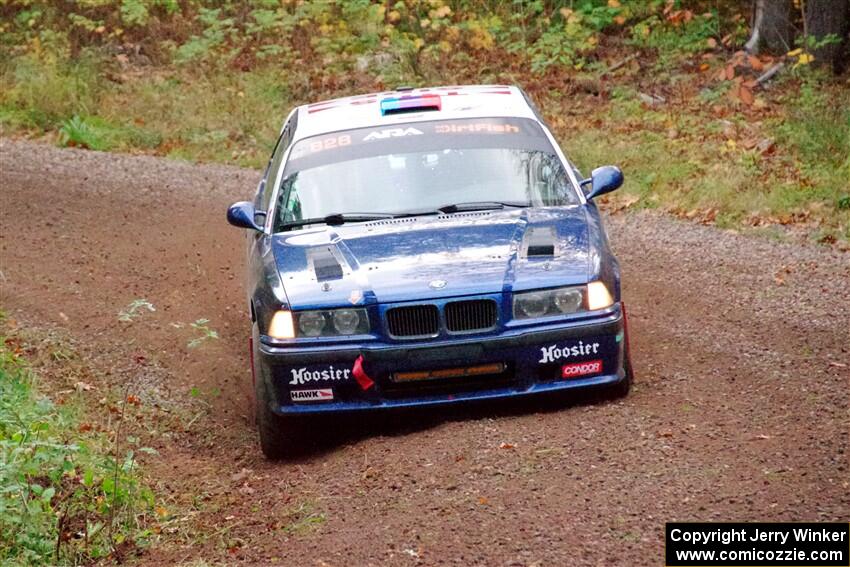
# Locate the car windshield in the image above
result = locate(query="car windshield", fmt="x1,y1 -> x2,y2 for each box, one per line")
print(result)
273,117 -> 580,232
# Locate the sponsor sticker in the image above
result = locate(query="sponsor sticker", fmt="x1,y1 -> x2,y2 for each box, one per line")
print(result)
290,389 -> 334,402
363,127 -> 423,141
289,365 -> 352,385
539,340 -> 601,364
348,289 -> 363,304
561,359 -> 603,379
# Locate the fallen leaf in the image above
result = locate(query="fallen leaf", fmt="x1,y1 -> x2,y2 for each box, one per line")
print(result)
725,65 -> 735,80
739,86 -> 754,105
499,442 -> 516,449
478,496 -> 489,505
748,55 -> 764,71
706,37 -> 717,49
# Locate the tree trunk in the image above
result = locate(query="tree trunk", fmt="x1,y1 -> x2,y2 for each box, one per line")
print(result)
805,0 -> 850,72
746,0 -> 794,54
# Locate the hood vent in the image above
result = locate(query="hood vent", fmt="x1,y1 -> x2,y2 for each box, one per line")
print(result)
307,246 -> 344,281
522,226 -> 557,257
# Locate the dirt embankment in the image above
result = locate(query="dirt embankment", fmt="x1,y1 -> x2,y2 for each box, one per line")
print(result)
1,138 -> 848,566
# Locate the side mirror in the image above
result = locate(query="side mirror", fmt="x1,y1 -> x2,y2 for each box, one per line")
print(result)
227,201 -> 263,232
581,166 -> 624,200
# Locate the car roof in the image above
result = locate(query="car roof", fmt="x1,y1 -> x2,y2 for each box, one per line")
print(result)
292,85 -> 538,141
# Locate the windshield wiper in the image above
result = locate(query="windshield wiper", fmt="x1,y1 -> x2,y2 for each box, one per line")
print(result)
280,212 -> 395,229
437,201 -> 529,214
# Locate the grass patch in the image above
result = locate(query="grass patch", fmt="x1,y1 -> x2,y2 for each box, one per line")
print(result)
554,81 -> 850,241
0,320 -> 156,566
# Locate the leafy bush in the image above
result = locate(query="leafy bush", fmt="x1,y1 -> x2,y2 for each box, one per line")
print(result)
0,329 -> 155,566
59,115 -> 106,150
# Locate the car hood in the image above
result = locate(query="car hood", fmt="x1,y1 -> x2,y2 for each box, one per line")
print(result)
272,207 -> 594,308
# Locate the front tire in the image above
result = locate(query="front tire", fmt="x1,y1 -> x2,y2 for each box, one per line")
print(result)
607,346 -> 633,399
252,324 -> 302,459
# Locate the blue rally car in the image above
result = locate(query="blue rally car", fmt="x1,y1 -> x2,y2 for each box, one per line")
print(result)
227,85 -> 633,458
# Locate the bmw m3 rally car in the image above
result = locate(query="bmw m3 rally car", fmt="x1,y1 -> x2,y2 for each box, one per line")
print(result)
227,85 -> 633,458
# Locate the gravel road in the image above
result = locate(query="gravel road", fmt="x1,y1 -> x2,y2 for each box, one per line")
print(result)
1,138 -> 848,566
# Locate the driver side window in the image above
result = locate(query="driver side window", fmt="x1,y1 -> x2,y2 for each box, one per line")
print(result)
259,113 -> 298,214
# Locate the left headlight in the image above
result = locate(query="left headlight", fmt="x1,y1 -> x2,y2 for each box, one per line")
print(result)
268,308 -> 370,338
294,308 -> 370,338
513,282 -> 613,320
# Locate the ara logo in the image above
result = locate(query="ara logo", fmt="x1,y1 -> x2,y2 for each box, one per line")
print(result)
290,389 -> 334,402
363,127 -> 424,141
289,365 -> 352,385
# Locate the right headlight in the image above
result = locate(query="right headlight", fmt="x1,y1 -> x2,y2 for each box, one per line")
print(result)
513,282 -> 613,320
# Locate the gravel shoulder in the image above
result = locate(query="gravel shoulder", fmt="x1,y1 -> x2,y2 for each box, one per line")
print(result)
1,138 -> 848,566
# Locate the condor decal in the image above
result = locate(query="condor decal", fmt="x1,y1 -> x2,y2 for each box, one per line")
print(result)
561,359 -> 603,379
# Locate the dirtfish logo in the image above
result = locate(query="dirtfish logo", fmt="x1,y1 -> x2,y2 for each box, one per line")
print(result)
290,365 -> 352,385
363,127 -> 423,141
539,341 -> 600,364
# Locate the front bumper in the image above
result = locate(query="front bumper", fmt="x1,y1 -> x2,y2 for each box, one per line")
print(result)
256,306 -> 627,415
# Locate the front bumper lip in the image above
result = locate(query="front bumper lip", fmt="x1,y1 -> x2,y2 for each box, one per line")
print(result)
256,308 -> 625,415
275,372 -> 623,414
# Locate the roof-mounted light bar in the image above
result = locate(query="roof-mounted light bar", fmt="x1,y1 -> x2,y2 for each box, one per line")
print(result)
380,94 -> 442,116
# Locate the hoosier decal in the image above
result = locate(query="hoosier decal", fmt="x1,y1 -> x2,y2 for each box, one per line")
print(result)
290,389 -> 334,402
539,340 -> 600,364
289,365 -> 352,385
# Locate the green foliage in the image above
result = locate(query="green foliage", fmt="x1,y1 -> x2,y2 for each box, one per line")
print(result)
0,333 -> 155,566
187,319 -> 219,349
117,299 -> 156,322
772,76 -> 850,200
630,12 -> 718,65
59,115 -> 106,150
174,7 -> 236,63
119,0 -> 149,27
0,54 -> 102,129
